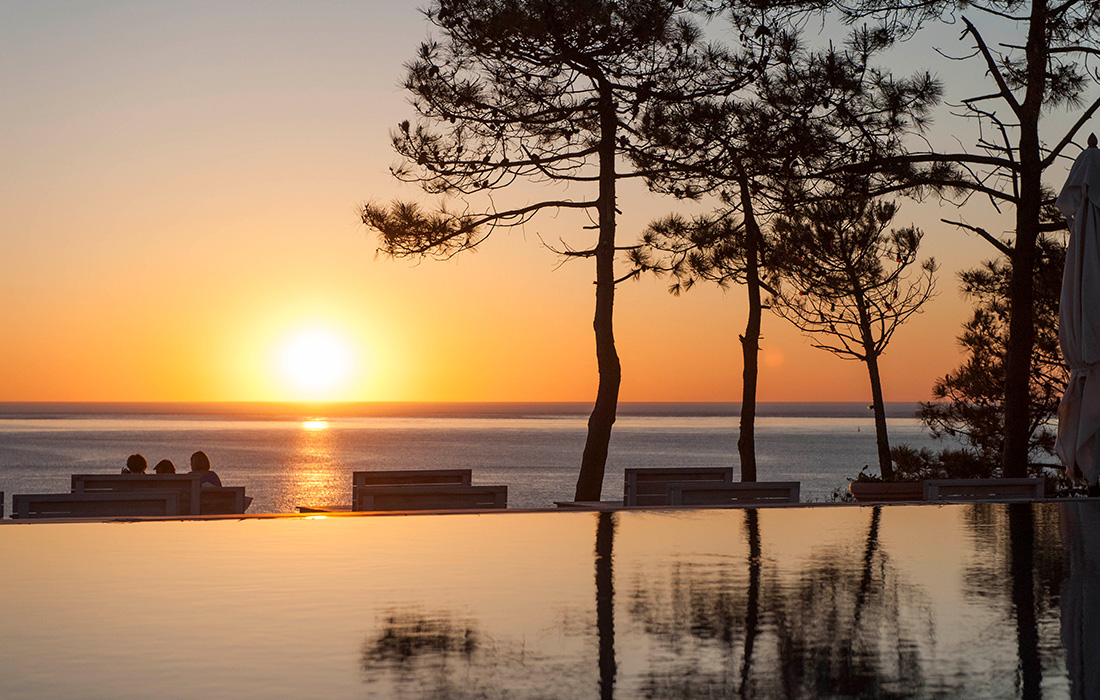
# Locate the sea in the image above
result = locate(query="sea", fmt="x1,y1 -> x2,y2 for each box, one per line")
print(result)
0,402 -> 965,514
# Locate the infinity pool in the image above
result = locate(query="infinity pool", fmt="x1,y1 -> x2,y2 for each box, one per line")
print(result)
1,501 -> 1094,699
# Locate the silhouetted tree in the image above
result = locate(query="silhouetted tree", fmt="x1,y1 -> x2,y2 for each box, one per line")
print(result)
643,210 -> 778,481
918,232 -> 1067,469
835,0 -> 1100,478
771,196 -> 936,480
361,0 -> 744,501
637,26 -> 940,480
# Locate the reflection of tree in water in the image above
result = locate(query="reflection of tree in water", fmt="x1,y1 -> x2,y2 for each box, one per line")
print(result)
360,609 -> 533,699
958,503 -> 1066,698
360,608 -> 568,699
360,513 -> 618,699
362,611 -> 478,674
627,508 -> 937,699
960,503 -> 1064,612
773,507 -> 931,699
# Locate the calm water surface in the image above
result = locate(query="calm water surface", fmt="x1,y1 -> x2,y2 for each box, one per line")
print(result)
0,501 -> 1092,699
0,402 -> 968,512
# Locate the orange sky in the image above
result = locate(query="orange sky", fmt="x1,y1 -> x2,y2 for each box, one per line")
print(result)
0,2 -> 1081,403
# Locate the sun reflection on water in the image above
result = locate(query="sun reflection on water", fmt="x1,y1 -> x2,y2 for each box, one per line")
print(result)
288,419 -> 344,510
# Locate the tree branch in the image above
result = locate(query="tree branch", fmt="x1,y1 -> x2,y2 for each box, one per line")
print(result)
961,16 -> 1022,116
942,218 -> 1013,256
1043,94 -> 1100,167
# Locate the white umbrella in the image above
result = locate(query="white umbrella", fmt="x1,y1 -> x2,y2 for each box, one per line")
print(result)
1056,134 -> 1100,486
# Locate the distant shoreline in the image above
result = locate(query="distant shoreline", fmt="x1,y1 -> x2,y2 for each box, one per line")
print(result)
0,401 -> 923,420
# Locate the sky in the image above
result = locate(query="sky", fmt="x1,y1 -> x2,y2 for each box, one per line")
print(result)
0,1 -> 1089,403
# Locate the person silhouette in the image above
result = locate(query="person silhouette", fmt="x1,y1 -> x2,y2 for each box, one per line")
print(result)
154,459 -> 176,474
189,450 -> 222,487
123,454 -> 147,474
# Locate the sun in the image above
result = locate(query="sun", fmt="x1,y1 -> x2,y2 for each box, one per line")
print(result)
278,328 -> 354,399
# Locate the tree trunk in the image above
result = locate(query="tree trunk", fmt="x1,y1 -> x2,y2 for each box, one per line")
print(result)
865,350 -> 894,480
1008,504 -> 1041,696
1003,202 -> 1038,479
737,167 -> 762,482
855,506 -> 882,621
850,269 -> 893,480
575,82 -> 621,502
595,512 -> 616,700
1001,0 -> 1047,479
740,508 -> 761,696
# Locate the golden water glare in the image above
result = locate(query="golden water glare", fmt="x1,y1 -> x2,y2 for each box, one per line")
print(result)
291,418 -> 342,508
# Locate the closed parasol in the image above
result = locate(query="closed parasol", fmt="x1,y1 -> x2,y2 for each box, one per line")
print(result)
1056,134 -> 1100,487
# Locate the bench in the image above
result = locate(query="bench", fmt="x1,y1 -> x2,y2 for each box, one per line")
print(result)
353,484 -> 507,511
295,469 -> 481,513
72,473 -> 203,514
849,481 -> 925,503
12,492 -> 181,519
198,487 -> 252,515
923,478 -> 1044,501
351,469 -> 473,509
667,481 -> 800,506
623,467 -> 735,507
72,474 -> 251,515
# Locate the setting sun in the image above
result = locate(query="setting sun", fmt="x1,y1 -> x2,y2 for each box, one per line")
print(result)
278,328 -> 354,399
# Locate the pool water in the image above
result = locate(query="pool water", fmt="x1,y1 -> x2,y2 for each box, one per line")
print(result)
0,501 -> 1093,699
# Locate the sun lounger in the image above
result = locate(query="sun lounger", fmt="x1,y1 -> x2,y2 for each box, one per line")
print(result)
923,478 -> 1044,501
350,469 -> 473,509
623,467 -> 735,507
12,492 -> 181,519
667,481 -> 800,506
354,484 -> 507,511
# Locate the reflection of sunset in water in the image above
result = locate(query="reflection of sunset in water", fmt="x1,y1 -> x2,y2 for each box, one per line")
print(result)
0,504 -> 1091,698
290,419 -> 344,509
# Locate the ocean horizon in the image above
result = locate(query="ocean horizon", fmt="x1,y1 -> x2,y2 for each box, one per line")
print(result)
0,401 -> 951,514
0,400 -> 925,418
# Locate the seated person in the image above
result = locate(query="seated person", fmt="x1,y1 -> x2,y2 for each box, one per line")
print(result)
122,453 -> 147,474
154,459 -> 176,474
189,450 -> 222,487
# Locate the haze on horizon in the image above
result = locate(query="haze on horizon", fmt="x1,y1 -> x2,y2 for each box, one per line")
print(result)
0,1 -> 1083,404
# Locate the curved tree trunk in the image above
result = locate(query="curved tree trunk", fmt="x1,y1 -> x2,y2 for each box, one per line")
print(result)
737,167 -> 762,482
575,81 -> 621,502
